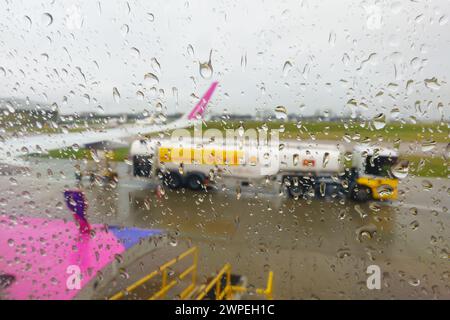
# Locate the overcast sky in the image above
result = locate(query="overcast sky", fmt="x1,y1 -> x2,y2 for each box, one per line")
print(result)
0,0 -> 449,121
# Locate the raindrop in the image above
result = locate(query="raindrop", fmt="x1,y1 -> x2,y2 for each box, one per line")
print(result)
274,106 -> 287,120
90,149 -> 100,163
144,73 -> 159,86
293,154 -> 300,166
83,94 -> 90,104
319,181 -> 326,197
130,47 -> 140,58
9,177 -> 17,185
113,87 -> 120,103
136,90 -> 144,100
119,268 -> 130,279
7,238 -> 15,247
41,13 -> 53,26
409,220 -> 419,231
282,61 -> 293,77
241,53 -> 247,70
151,57 -> 161,74
424,78 -> 441,91
377,185 -> 394,197
236,186 -> 241,200
336,247 -> 351,259
172,87 -> 178,104
238,125 -> 245,137
406,80 -> 414,95
390,107 -> 400,119
120,24 -> 129,37
408,278 -> 420,287
421,180 -> 433,190
199,50 -> 213,79
114,254 -> 124,264
24,15 -> 32,30
355,224 -> 377,241
187,44 -> 195,58
372,113 -> 386,130
169,238 -> 178,247
5,101 -> 15,113
342,53 -> 350,66
328,31 -> 336,46
391,160 -> 409,179
322,152 -> 330,168
421,140 -> 436,152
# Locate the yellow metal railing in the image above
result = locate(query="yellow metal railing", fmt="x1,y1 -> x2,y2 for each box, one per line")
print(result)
195,264 -> 274,300
109,246 -> 274,300
110,246 -> 198,300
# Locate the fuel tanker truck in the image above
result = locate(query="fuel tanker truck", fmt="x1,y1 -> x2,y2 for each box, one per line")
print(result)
129,137 -> 401,202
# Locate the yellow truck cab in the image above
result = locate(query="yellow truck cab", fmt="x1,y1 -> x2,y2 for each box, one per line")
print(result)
350,145 -> 400,201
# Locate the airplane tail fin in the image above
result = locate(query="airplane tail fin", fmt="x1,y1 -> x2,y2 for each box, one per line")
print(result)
186,81 -> 218,120
64,189 -> 91,234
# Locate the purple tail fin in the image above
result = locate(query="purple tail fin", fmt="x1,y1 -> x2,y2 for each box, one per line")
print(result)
64,189 -> 91,234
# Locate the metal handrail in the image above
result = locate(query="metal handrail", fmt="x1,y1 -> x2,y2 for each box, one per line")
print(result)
195,265 -> 274,300
110,246 -> 198,300
109,246 -> 274,300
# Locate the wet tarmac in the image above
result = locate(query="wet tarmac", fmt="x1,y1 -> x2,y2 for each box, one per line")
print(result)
1,158 -> 449,299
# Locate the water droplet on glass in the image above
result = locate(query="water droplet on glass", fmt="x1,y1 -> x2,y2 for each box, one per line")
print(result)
372,113 -> 386,130
322,152 -> 330,168
421,140 -> 436,152
410,220 -> 419,231
5,101 -> 15,113
130,47 -> 140,58
421,180 -> 433,190
7,238 -> 15,247
187,44 -> 195,58
424,77 -> 441,91
151,57 -> 161,74
24,15 -> 32,30
391,160 -> 409,179
136,90 -> 144,100
83,94 -> 90,104
120,24 -> 129,37
41,13 -> 53,26
199,50 -> 213,79
241,53 -> 247,70
274,106 -> 287,120
112,87 -> 120,103
282,61 -> 293,77
438,15 -> 448,26
144,73 -> 159,86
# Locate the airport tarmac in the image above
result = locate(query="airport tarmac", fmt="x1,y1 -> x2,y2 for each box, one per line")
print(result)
1,158 -> 449,299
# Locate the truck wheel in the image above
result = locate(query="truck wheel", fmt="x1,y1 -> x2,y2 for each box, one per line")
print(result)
163,171 -> 183,189
186,173 -> 204,191
351,185 -> 372,202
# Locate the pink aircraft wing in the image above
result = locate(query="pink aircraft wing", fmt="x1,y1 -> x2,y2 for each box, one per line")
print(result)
0,215 -> 161,300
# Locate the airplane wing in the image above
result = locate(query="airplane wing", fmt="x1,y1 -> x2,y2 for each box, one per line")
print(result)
0,82 -> 218,166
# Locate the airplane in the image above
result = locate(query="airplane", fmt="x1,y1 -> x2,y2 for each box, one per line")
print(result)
0,82 -> 219,298
0,81 -> 219,167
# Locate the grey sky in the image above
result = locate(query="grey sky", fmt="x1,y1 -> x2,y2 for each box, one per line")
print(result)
0,0 -> 449,121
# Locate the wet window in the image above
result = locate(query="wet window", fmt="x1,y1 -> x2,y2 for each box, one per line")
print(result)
0,0 -> 448,302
